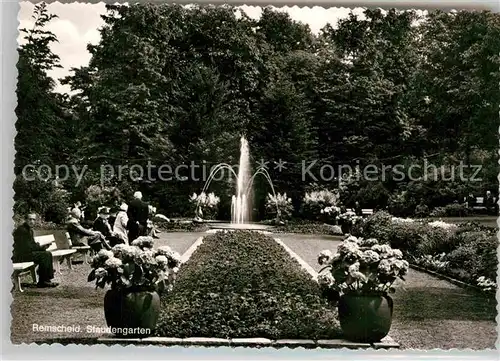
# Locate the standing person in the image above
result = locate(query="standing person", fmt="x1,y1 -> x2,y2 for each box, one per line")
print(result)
485,190 -> 496,215
113,203 -> 129,244
127,191 -> 149,242
354,201 -> 362,217
12,213 -> 58,288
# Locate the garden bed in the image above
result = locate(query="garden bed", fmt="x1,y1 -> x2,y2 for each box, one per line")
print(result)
155,230 -> 342,340
273,221 -> 342,236
352,212 -> 497,293
156,220 -> 209,233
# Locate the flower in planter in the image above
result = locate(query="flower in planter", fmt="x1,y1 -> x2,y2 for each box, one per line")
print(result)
477,276 -> 496,292
87,236 -> 180,294
317,235 -> 409,297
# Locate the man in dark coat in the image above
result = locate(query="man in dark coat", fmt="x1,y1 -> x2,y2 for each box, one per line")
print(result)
12,213 -> 58,288
93,207 -> 123,247
127,191 -> 149,242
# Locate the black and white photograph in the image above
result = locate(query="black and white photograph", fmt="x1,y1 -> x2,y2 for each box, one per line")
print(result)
9,0 -> 499,351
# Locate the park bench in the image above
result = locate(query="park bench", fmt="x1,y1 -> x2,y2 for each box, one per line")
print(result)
344,208 -> 374,217
11,262 -> 38,293
12,234 -> 72,292
34,235 -> 77,275
65,232 -> 93,264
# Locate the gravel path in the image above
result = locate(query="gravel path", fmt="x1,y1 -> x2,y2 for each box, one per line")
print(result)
278,233 -> 497,350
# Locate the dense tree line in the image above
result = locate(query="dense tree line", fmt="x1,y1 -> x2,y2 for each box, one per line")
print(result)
15,3 -> 500,222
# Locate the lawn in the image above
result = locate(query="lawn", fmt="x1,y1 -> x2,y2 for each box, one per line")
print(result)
278,233 -> 498,350
10,229 -> 498,349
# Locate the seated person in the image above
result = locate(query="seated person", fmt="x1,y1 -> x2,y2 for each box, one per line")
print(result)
12,213 -> 58,288
93,207 -> 123,247
66,208 -> 111,252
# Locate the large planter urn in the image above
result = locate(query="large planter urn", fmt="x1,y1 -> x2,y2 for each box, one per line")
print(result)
103,288 -> 161,338
338,294 -> 393,343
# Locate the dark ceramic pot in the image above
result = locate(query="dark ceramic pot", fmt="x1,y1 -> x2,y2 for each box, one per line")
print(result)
338,294 -> 393,343
103,288 -> 160,338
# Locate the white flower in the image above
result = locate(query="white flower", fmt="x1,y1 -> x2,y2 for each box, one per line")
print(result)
98,250 -> 114,259
360,250 -> 380,264
392,249 -> 403,259
378,259 -> 392,274
318,272 -> 335,287
155,255 -> 169,265
428,220 -> 457,230
318,250 -> 333,265
105,257 -> 123,268
156,245 -> 173,256
345,235 -> 359,243
170,251 -> 182,264
95,267 -> 107,277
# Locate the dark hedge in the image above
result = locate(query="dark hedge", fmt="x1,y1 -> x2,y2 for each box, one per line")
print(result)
155,230 -> 341,339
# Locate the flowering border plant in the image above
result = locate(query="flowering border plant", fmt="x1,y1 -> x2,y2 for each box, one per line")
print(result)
88,236 -> 182,293
338,210 -> 362,226
320,206 -> 341,224
190,192 -> 220,220
317,235 -> 409,297
265,192 -> 293,221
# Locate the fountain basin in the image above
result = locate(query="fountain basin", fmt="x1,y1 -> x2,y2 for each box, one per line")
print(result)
207,222 -> 273,231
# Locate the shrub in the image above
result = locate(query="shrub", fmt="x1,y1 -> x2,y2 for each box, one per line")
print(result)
429,203 -> 468,217
351,211 -> 393,240
387,191 -> 416,217
156,231 -> 342,339
84,185 -> 122,220
273,220 -> 343,235
13,176 -> 70,224
265,192 -> 293,221
445,232 -> 497,281
155,220 -> 210,233
355,212 -> 497,291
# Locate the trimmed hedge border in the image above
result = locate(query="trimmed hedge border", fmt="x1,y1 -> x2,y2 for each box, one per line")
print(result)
155,230 -> 343,340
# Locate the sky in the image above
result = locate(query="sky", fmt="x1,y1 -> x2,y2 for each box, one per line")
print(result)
17,2 -> 425,94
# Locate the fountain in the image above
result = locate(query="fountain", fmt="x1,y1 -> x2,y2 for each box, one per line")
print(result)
195,135 -> 278,231
231,136 -> 251,224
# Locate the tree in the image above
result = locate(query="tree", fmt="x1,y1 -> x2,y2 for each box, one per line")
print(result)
15,2 -> 65,174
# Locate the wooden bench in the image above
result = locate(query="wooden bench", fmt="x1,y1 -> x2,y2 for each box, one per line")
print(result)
65,232 -> 93,264
11,262 -> 38,292
344,209 -> 373,216
34,235 -> 77,275
362,209 -> 374,216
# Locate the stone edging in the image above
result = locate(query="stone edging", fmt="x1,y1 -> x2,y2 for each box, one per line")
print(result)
96,336 -> 399,349
409,263 -> 493,295
180,236 -> 204,264
273,238 -> 318,282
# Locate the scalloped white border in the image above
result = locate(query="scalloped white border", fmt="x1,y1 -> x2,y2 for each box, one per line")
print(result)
2,1 -> 499,359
